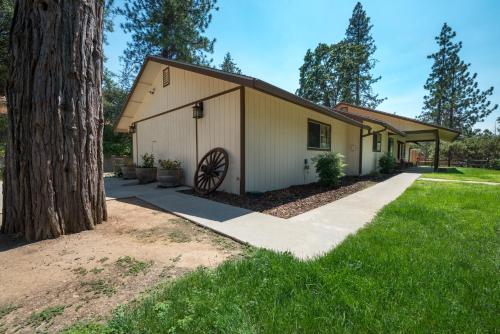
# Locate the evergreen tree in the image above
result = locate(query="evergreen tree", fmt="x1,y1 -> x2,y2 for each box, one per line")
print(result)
102,69 -> 131,156
297,2 -> 383,108
344,2 -> 384,108
297,42 -> 364,107
219,52 -> 242,74
117,0 -> 218,87
0,0 -> 14,96
420,23 -> 497,134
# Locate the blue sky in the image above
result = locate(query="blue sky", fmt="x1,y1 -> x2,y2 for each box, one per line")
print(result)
105,0 -> 500,131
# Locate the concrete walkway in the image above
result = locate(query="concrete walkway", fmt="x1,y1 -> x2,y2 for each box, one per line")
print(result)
418,177 -> 500,186
105,173 -> 420,259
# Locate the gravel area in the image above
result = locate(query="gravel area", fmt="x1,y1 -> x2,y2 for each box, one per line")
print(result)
180,174 -> 397,219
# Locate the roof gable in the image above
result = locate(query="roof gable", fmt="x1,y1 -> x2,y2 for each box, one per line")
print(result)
114,56 -> 367,132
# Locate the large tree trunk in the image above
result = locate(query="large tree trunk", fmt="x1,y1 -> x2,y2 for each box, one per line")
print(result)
1,0 -> 107,241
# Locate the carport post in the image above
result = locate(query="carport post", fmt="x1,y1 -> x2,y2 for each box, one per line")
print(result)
433,131 -> 440,171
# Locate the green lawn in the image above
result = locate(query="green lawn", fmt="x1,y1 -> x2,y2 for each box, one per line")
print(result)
66,181 -> 499,333
420,167 -> 500,183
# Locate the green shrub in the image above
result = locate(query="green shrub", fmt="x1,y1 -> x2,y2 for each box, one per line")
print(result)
488,159 -> 500,170
312,152 -> 346,187
379,153 -> 396,173
140,153 -> 155,168
158,159 -> 181,170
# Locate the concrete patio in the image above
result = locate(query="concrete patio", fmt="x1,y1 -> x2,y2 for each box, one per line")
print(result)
105,172 -> 420,259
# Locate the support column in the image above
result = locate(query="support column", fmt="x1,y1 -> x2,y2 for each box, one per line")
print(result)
433,131 -> 440,171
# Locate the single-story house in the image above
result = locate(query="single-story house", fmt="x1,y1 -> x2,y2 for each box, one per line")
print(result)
114,56 -> 460,195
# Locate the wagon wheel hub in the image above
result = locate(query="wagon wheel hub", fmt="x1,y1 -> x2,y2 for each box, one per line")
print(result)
194,148 -> 229,195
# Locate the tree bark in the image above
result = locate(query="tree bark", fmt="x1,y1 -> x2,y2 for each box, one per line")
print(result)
2,0 -> 107,241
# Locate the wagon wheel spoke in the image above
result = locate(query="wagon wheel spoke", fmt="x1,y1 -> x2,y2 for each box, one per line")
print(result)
194,148 -> 229,194
199,175 -> 210,189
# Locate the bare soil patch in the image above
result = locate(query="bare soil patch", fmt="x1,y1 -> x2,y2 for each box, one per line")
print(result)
182,174 -> 396,218
0,198 -> 242,333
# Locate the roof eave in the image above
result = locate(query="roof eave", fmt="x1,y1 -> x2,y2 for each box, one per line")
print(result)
115,57 -> 370,133
336,102 -> 461,135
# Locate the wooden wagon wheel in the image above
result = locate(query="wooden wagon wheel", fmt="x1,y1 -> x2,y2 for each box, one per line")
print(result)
194,147 -> 229,195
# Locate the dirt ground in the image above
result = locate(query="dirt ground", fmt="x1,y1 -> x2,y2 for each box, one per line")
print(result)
0,198 -> 243,333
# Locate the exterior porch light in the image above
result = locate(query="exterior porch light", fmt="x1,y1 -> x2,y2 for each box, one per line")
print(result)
192,101 -> 204,119
128,124 -> 136,134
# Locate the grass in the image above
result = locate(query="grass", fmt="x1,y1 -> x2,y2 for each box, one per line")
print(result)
115,256 -> 153,276
28,305 -> 65,327
420,167 -> 500,183
80,279 -> 116,297
168,230 -> 191,243
0,304 -> 18,319
64,181 -> 499,333
72,267 -> 88,276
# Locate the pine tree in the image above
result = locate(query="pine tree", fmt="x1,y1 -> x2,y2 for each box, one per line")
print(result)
297,42 -> 364,107
0,0 -> 14,96
219,52 -> 242,74
117,0 -> 218,87
297,2 -> 384,108
420,23 -> 497,134
3,0 -> 107,240
344,2 -> 384,108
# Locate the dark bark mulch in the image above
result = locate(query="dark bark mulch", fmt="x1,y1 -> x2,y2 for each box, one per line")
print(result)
180,174 -> 397,219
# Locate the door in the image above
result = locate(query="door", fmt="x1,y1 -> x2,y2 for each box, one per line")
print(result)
397,141 -> 405,161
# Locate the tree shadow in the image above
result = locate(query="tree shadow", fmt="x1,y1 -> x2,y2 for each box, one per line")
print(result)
0,233 -> 31,252
436,167 -> 463,174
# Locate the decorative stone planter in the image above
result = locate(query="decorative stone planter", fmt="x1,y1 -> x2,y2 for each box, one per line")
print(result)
157,168 -> 183,188
121,166 -> 137,179
135,167 -> 157,184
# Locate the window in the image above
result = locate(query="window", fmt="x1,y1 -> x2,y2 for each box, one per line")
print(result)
307,119 -> 331,150
372,133 -> 382,152
163,67 -> 170,87
388,137 -> 395,156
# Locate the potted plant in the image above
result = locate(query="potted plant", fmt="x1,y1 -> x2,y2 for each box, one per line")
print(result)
120,158 -> 136,179
157,159 -> 183,187
135,153 -> 157,184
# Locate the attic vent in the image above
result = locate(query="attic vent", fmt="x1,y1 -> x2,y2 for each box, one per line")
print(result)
163,67 -> 170,87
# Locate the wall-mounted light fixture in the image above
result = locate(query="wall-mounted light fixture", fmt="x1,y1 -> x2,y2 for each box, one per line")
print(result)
149,88 -> 156,95
128,124 -> 136,134
192,101 -> 204,119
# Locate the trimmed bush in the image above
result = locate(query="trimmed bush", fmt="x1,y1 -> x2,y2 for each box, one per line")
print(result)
379,153 -> 396,173
312,152 -> 346,187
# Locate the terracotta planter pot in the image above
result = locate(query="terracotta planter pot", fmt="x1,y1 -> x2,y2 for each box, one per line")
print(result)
121,166 -> 136,179
157,168 -> 183,188
135,167 -> 157,184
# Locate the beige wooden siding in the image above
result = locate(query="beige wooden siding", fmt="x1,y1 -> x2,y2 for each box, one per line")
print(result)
245,88 -> 360,192
133,90 -> 240,194
132,66 -> 238,122
197,90 -> 241,194
361,126 -> 389,175
135,106 -> 197,186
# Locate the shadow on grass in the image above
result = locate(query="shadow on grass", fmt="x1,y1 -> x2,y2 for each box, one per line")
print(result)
409,167 -> 464,175
436,167 -> 463,174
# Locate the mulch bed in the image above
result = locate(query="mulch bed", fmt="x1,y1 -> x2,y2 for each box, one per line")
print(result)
180,174 -> 397,219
